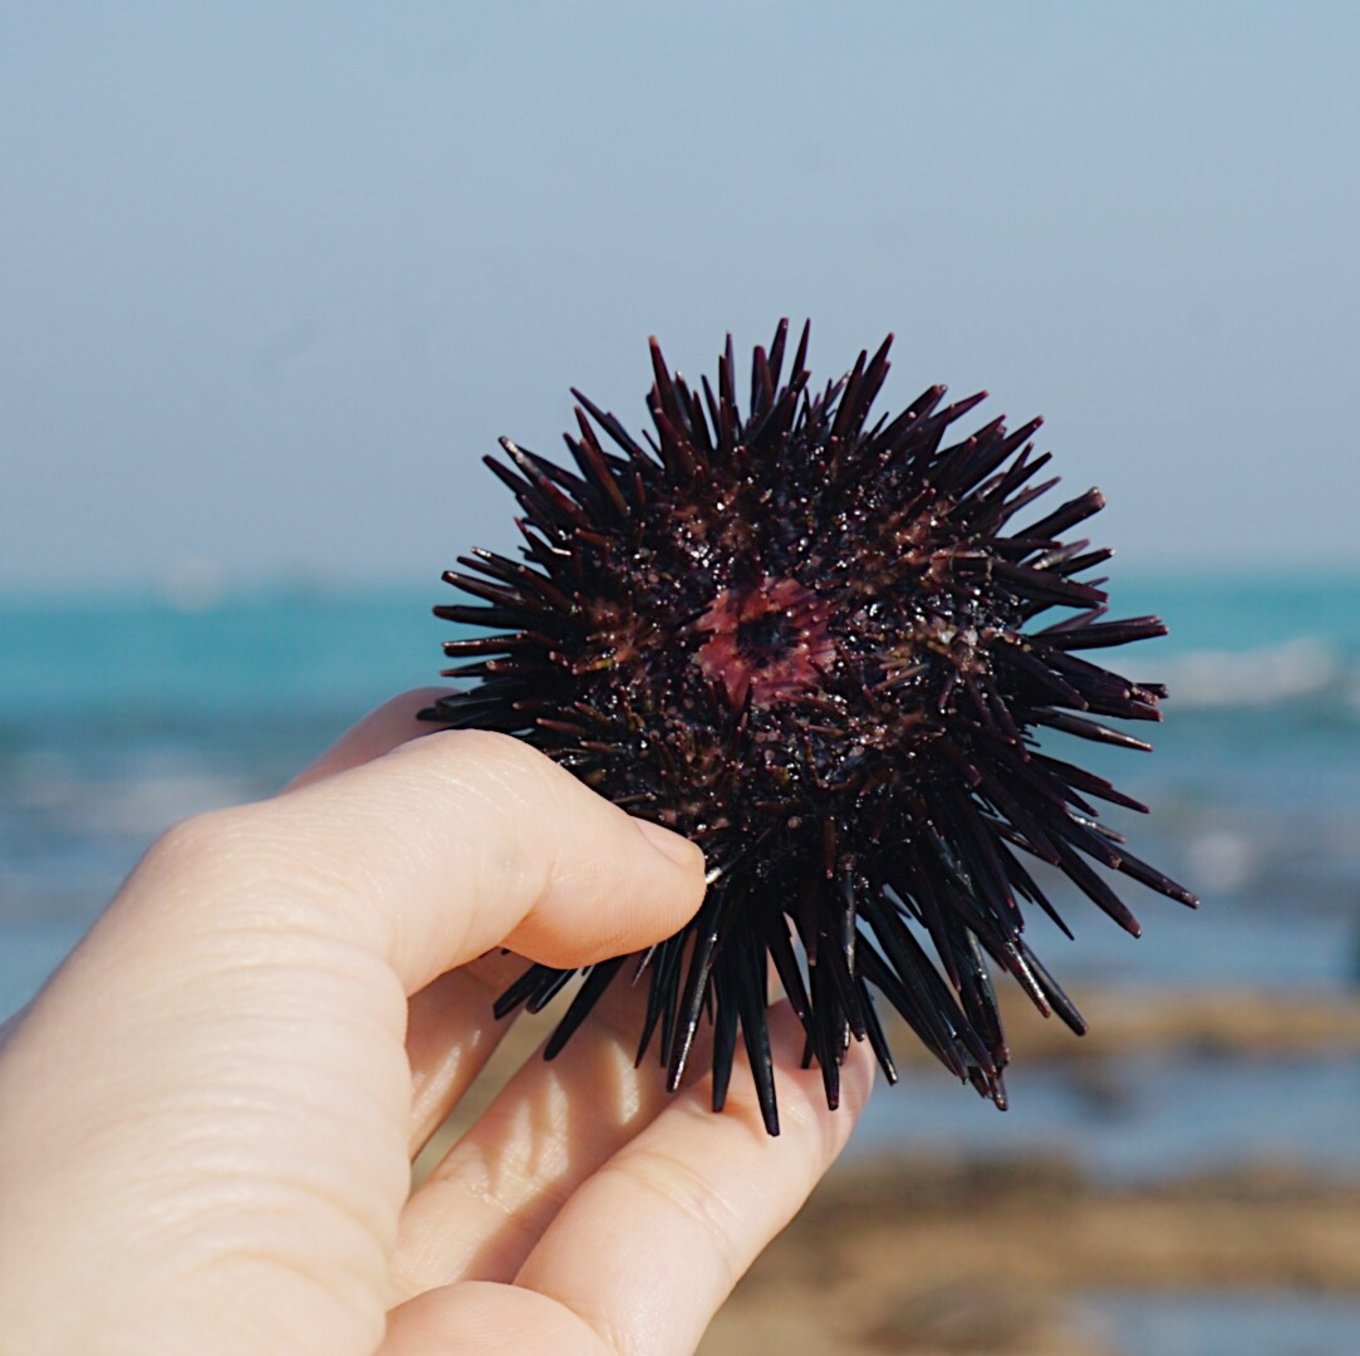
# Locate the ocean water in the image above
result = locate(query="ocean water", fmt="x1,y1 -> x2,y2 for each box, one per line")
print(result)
4,573 -> 1357,1353
3,573 -> 1359,1138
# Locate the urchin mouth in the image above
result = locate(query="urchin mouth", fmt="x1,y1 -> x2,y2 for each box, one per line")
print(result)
735,611 -> 798,666
694,576 -> 836,709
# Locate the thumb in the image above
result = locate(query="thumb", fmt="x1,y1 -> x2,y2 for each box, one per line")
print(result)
160,726 -> 707,994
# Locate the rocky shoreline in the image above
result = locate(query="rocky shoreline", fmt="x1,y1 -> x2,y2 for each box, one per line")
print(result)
699,987 -> 1360,1354
418,984 -> 1360,1354
700,1152 -> 1360,1354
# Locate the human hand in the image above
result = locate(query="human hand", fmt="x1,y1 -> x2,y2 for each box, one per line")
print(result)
0,691 -> 874,1355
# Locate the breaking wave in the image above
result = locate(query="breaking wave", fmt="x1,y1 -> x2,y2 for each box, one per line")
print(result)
1151,637 -> 1347,711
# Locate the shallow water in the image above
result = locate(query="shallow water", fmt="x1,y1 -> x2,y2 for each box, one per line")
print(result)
854,1051 -> 1360,1183
1082,1292 -> 1360,1356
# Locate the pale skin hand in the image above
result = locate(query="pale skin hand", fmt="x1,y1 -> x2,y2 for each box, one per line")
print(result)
0,690 -> 875,1355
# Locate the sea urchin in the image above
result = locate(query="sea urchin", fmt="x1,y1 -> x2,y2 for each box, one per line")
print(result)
424,322 -> 1197,1135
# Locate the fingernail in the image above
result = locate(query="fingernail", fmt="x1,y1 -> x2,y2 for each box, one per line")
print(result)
634,817 -> 704,871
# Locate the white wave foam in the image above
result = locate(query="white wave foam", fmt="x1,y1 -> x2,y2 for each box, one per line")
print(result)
1154,638 -> 1342,709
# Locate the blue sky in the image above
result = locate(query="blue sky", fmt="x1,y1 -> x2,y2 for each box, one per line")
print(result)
3,2 -> 1357,590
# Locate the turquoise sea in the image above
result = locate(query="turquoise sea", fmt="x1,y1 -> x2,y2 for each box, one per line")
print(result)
4,572 -> 1359,1348
6,569 -> 1360,1143
6,571 -> 1360,994
6,572 -> 1360,1012
6,573 -> 1360,1000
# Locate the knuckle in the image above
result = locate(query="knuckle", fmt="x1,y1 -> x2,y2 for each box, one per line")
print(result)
146,804 -> 257,873
616,1145 -> 744,1284
414,729 -> 568,899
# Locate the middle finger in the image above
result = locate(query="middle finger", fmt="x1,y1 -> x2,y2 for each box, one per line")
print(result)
389,961 -> 714,1299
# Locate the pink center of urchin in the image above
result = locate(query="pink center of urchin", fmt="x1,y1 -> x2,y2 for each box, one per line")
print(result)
695,577 -> 836,710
